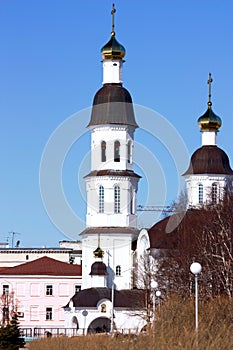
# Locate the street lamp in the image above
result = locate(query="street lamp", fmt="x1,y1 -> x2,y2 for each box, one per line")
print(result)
190,262 -> 202,331
151,281 -> 158,315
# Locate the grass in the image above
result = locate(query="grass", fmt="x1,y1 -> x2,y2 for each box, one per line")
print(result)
29,296 -> 232,350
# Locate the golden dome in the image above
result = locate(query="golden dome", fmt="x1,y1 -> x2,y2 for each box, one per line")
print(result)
198,105 -> 222,131
93,246 -> 104,259
101,33 -> 126,60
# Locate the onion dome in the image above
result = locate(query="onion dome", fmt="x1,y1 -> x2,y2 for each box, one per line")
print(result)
198,105 -> 222,131
101,33 -> 126,60
184,146 -> 233,175
93,246 -> 104,259
89,261 -> 108,276
198,73 -> 222,131
87,84 -> 138,128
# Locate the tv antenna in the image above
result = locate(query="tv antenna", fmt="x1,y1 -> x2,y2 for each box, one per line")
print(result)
8,231 -> 21,248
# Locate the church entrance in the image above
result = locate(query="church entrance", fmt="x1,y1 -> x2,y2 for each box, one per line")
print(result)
87,317 -> 111,334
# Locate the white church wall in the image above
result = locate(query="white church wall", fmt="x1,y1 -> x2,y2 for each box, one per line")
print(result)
81,234 -> 133,290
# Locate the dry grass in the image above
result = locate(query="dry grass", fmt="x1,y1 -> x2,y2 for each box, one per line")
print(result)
29,296 -> 233,350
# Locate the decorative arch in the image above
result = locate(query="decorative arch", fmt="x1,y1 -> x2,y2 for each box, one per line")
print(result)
87,317 -> 111,334
137,229 -> 150,256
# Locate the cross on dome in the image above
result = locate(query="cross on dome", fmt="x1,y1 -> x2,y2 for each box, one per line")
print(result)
207,73 -> 213,108
111,3 -> 116,36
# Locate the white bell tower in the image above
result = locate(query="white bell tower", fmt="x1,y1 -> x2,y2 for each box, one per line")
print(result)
81,5 -> 140,291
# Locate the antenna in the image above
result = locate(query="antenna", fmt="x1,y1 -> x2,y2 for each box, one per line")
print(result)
9,231 -> 21,248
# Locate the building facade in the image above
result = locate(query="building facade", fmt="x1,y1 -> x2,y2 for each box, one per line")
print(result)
0,257 -> 82,335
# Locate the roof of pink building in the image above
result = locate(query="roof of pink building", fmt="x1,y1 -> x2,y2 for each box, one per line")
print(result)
0,256 -> 82,276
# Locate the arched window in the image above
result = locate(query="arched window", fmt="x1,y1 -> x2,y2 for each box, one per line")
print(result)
99,186 -> 104,213
130,187 -> 134,214
114,185 -> 120,213
127,141 -> 132,163
212,183 -> 218,204
101,141 -> 106,162
114,141 -> 120,162
198,183 -> 203,204
116,265 -> 121,276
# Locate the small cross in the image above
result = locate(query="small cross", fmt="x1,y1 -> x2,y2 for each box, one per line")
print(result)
111,3 -> 116,35
207,73 -> 213,106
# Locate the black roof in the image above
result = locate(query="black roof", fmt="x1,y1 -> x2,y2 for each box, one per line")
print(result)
184,146 -> 233,175
87,83 -> 138,128
67,287 -> 146,308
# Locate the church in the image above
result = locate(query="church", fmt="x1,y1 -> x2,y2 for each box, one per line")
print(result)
64,5 -> 232,334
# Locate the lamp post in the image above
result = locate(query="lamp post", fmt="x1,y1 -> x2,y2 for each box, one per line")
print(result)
110,275 -> 115,335
155,290 -> 161,311
190,262 -> 202,331
151,281 -> 158,316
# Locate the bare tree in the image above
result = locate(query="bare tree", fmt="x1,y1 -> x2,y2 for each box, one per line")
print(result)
156,194 -> 233,298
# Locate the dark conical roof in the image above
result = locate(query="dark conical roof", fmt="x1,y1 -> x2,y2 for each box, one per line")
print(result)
184,146 -> 233,175
89,261 -> 108,276
87,83 -> 138,128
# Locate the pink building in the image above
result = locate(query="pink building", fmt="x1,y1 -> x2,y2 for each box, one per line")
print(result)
0,256 -> 82,336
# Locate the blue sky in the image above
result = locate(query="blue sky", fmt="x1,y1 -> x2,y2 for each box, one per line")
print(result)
0,0 -> 232,247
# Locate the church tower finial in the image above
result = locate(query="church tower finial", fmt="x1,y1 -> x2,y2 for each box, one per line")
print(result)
111,3 -> 116,36
207,72 -> 213,108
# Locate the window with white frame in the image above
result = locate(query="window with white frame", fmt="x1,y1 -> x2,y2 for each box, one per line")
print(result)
116,265 -> 121,276
99,185 -> 104,213
114,185 -> 120,213
198,183 -> 203,204
212,183 -> 218,204
46,285 -> 53,296
46,307 -> 53,320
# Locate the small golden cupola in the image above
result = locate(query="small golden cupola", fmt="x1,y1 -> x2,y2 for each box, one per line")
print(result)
93,234 -> 104,259
101,3 -> 126,60
198,73 -> 222,132
93,245 -> 104,259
